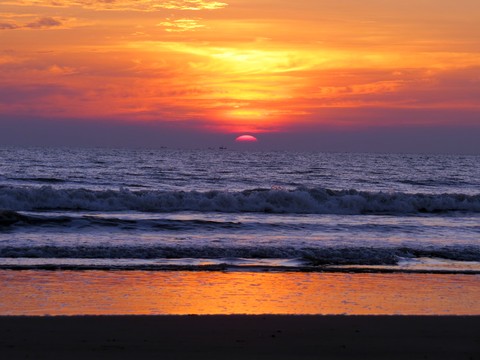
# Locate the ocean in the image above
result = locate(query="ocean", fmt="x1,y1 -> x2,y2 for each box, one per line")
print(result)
1,147 -> 479,274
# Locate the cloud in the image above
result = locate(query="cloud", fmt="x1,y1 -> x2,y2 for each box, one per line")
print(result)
0,53 -> 23,65
3,0 -> 228,11
0,23 -> 20,30
157,18 -> 206,32
159,0 -> 227,10
0,17 -> 63,30
25,17 -> 62,29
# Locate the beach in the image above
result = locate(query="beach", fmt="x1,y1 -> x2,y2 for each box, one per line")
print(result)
1,270 -> 479,358
1,315 -> 479,359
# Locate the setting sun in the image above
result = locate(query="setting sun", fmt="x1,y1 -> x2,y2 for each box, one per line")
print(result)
235,135 -> 258,142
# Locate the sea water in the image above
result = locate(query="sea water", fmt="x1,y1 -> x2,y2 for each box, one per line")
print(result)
0,147 -> 479,273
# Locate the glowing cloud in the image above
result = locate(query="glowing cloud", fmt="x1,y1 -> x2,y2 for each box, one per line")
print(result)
2,0 -> 228,11
157,18 -> 206,32
159,0 -> 228,10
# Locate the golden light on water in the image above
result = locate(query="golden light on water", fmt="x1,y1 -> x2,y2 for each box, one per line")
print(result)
1,271 -> 479,316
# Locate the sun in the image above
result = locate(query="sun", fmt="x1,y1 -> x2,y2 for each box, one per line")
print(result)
235,135 -> 258,142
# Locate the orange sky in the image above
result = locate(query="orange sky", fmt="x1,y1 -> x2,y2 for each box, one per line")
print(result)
0,0 -> 479,146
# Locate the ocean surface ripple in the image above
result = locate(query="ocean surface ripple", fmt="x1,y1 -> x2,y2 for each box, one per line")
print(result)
0,147 -> 479,273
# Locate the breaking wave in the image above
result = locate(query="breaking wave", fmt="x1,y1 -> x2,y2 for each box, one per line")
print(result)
1,186 -> 479,215
0,245 -> 479,265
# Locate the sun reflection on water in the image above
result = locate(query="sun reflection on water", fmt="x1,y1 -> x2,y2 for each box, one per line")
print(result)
0,271 -> 479,316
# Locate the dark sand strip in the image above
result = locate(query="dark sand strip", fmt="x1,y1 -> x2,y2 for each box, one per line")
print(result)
0,315 -> 479,359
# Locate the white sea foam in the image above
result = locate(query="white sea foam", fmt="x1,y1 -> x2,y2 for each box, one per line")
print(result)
1,186 -> 479,214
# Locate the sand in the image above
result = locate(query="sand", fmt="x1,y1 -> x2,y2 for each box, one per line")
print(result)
0,315 -> 479,359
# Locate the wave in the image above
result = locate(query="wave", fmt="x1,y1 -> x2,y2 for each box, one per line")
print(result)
3,211 -> 478,237
1,186 -> 480,215
0,210 -> 243,230
0,245 -> 478,265
9,177 -> 66,184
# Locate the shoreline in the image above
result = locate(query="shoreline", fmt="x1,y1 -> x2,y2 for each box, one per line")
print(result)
1,265 -> 479,274
1,315 -> 479,359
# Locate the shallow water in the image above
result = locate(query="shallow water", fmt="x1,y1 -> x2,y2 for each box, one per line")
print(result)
1,270 -> 479,315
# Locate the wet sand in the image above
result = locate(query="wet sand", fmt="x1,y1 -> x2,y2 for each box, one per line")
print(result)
2,271 -> 480,315
1,315 -> 479,359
